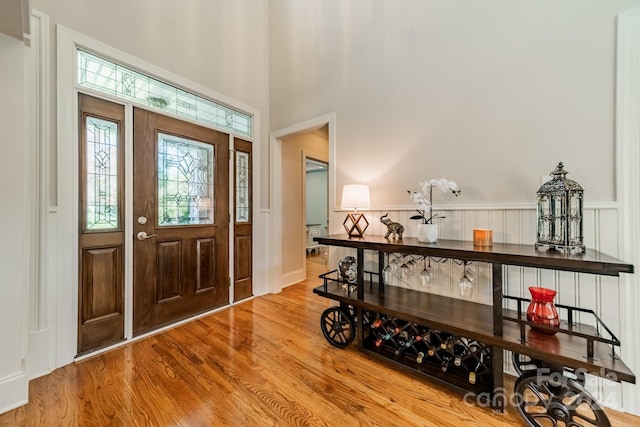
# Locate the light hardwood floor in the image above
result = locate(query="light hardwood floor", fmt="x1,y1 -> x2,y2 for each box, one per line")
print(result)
1,252 -> 638,426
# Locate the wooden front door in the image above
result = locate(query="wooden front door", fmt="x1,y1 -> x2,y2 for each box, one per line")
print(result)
133,108 -> 230,335
233,138 -> 252,301
77,94 -> 126,355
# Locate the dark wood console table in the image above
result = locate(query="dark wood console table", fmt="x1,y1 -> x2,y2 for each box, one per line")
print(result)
313,234 -> 634,425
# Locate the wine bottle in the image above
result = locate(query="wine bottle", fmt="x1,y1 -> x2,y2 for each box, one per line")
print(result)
415,327 -> 430,343
404,335 -> 416,348
453,341 -> 468,367
416,351 -> 425,363
394,331 -> 410,355
427,342 -> 437,357
468,352 -> 484,384
371,318 -> 392,347
427,331 -> 441,355
438,350 -> 454,372
466,339 -> 481,354
440,333 -> 457,349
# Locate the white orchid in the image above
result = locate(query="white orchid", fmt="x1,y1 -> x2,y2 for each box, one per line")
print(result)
408,178 -> 461,224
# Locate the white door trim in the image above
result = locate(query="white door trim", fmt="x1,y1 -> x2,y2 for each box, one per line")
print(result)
269,113 -> 336,293
616,6 -> 640,416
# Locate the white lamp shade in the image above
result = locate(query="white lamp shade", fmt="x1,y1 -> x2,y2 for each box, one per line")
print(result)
341,184 -> 371,210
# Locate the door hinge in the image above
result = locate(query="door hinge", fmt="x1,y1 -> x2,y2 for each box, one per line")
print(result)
229,277 -> 232,288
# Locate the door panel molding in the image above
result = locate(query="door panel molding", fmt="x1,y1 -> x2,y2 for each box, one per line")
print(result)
81,247 -> 122,321
196,237 -> 216,293
156,241 -> 182,303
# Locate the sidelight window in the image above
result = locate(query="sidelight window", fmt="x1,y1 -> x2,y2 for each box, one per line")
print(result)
85,116 -> 120,230
235,151 -> 250,223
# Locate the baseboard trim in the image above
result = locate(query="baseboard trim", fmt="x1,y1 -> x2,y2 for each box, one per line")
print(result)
281,269 -> 305,288
27,329 -> 52,380
0,372 -> 28,415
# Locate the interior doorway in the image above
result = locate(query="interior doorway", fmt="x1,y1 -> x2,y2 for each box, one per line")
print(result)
304,157 -> 328,277
270,113 -> 336,293
279,126 -> 329,287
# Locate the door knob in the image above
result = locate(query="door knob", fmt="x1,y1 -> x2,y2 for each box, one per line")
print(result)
136,231 -> 158,240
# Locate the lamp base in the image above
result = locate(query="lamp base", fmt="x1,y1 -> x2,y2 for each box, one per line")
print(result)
343,212 -> 369,237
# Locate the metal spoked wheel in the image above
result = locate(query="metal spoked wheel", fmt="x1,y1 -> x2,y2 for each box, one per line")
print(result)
513,352 -> 546,376
320,307 -> 355,348
515,371 -> 611,427
513,352 -> 586,385
341,303 -> 374,328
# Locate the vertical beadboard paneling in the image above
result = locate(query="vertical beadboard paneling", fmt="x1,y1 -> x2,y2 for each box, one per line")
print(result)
490,209 -> 505,243
583,208 -> 596,249
598,209 -> 619,256
503,211 -> 523,310
521,208 -> 538,245
475,210 -> 491,230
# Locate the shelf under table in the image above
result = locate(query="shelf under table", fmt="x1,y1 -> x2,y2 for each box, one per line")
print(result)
313,282 -> 635,384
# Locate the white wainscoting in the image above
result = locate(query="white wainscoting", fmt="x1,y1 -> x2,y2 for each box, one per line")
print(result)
329,204 -> 625,409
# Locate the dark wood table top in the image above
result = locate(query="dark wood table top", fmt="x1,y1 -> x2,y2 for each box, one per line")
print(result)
315,234 -> 634,276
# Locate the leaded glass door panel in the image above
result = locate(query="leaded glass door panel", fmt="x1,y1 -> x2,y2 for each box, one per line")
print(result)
78,94 -> 125,355
133,108 -> 229,335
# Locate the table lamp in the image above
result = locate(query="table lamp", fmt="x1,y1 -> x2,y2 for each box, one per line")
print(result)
341,184 -> 370,237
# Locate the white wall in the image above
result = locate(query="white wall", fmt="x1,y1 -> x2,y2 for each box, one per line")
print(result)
0,32 -> 28,412
270,0 -> 640,207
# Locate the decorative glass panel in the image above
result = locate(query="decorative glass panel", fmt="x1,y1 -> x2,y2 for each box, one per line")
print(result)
85,117 -> 119,230
158,133 -> 214,226
236,151 -> 250,223
78,49 -> 252,136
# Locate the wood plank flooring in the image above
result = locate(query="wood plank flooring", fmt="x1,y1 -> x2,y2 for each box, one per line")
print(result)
1,253 -> 639,426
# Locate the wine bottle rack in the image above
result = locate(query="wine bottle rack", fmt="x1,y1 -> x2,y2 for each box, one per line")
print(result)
363,312 -> 493,394
313,234 -> 635,425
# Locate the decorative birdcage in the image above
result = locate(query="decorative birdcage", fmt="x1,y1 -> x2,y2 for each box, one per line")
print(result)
535,162 -> 585,253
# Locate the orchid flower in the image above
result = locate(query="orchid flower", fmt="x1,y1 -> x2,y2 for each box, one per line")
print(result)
408,178 -> 461,224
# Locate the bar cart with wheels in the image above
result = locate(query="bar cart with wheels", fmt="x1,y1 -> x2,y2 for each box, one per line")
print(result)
312,235 -> 634,427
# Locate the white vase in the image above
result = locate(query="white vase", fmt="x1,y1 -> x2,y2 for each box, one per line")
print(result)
417,223 -> 438,243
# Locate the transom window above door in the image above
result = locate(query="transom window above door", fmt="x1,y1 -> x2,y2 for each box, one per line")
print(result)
77,49 -> 252,137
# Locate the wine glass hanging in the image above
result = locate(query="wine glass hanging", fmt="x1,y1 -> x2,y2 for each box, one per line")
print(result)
382,254 -> 476,300
457,260 -> 475,299
419,256 -> 434,288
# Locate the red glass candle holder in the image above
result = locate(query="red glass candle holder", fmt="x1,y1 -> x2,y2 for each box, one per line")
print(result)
527,286 -> 560,334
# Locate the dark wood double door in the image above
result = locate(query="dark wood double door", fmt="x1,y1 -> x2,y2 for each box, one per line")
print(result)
78,94 -> 234,354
